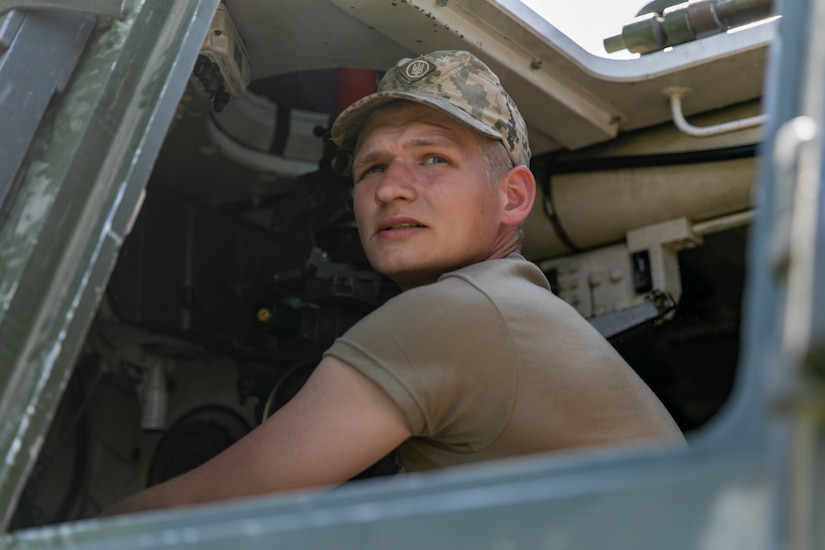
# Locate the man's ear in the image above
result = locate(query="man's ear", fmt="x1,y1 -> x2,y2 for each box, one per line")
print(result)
500,165 -> 536,227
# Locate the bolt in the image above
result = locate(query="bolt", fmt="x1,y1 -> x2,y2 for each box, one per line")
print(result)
530,59 -> 542,69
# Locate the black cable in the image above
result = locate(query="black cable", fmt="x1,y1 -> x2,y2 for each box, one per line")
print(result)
540,143 -> 758,176
542,178 -> 581,253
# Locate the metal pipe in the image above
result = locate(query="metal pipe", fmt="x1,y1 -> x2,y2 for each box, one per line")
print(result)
666,87 -> 767,138
692,209 -> 755,235
605,0 -> 775,55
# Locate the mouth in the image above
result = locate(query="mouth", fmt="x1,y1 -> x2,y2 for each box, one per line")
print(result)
382,223 -> 425,231
376,218 -> 427,236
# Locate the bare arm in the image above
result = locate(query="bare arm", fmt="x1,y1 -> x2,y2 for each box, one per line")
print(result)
103,356 -> 412,515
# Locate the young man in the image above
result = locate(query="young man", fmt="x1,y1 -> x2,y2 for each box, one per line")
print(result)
105,50 -> 683,515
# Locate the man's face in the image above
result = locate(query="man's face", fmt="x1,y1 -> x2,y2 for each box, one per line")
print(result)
352,101 -> 512,290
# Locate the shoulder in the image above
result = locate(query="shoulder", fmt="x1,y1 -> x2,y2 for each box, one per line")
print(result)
324,259 -> 526,440
439,254 -> 550,291
416,254 -> 552,312
350,255 -> 553,339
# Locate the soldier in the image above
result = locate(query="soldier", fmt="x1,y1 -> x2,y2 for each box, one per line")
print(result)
105,50 -> 683,515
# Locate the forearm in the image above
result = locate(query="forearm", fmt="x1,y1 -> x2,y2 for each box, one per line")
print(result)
101,457 -> 242,516
100,357 -> 409,517
101,476 -> 193,517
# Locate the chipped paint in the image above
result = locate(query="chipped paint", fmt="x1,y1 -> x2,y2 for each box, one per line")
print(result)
0,0 -> 221,529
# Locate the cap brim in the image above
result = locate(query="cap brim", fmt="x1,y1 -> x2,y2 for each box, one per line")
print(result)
331,90 -> 501,152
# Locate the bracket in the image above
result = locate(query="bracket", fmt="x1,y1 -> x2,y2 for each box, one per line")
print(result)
627,217 -> 703,304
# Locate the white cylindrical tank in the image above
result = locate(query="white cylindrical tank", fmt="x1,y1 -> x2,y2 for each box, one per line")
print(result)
522,157 -> 755,259
522,101 -> 761,260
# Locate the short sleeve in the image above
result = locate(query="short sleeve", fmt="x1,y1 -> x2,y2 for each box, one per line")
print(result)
324,277 -> 517,453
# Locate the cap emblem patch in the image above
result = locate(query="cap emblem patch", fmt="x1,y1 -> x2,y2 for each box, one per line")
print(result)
402,59 -> 434,81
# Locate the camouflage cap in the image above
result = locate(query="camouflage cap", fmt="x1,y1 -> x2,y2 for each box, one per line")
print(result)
331,50 -> 531,167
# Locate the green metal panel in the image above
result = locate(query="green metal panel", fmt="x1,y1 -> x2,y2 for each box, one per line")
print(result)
0,10 -> 95,204
1,447 -> 771,549
760,0 -> 825,548
0,0 -> 220,529
0,0 -> 125,19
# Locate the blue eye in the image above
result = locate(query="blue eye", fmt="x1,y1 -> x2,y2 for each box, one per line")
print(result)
356,164 -> 385,181
424,156 -> 447,165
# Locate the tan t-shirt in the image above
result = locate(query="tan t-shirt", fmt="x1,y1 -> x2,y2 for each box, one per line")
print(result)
324,255 -> 684,471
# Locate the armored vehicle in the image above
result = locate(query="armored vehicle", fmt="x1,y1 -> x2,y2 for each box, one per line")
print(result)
1,0 -> 823,548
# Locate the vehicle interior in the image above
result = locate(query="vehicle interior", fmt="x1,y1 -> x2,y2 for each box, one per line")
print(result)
8,0 -> 776,529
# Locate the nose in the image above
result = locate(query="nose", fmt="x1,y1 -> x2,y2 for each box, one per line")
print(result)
374,158 -> 416,204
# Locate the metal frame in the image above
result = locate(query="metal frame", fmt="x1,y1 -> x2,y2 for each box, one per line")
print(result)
760,0 -> 825,548
0,9 -> 95,207
0,0 -> 221,530
0,1 -> 124,19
